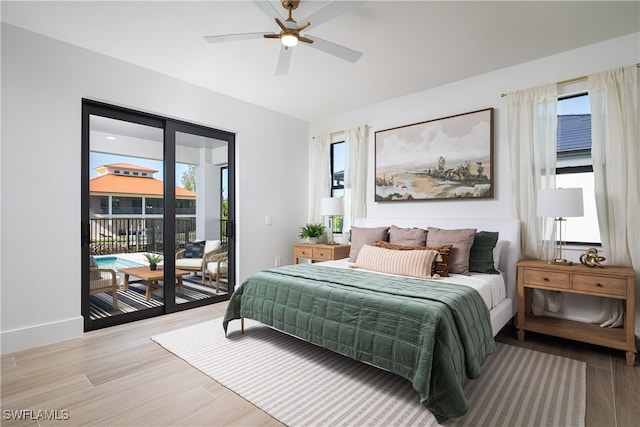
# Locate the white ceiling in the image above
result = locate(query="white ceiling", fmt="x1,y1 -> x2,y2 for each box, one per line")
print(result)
2,1 -> 638,122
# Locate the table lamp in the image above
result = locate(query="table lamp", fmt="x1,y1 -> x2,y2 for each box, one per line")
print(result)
320,197 -> 343,245
537,188 -> 584,265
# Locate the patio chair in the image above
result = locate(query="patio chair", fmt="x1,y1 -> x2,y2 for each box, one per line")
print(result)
206,252 -> 228,294
175,240 -> 221,284
89,257 -> 119,310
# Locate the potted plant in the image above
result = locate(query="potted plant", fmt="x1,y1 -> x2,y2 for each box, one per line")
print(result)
298,223 -> 326,243
144,252 -> 163,270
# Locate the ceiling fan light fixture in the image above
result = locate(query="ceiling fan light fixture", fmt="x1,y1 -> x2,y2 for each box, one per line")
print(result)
281,33 -> 298,47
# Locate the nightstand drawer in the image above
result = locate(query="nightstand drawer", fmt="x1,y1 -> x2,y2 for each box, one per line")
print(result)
295,247 -> 313,259
573,274 -> 627,297
523,269 -> 570,290
312,248 -> 333,260
294,243 -> 351,263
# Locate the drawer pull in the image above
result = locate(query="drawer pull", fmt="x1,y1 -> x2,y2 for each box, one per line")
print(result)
596,283 -> 603,287
543,277 -> 550,282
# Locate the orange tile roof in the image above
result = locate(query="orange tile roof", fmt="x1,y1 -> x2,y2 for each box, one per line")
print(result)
90,174 -> 196,198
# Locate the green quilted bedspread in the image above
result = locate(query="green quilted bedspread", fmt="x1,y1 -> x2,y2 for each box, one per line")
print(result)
223,263 -> 495,423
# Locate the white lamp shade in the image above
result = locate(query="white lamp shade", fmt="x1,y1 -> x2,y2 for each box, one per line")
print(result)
537,188 -> 584,218
320,197 -> 343,216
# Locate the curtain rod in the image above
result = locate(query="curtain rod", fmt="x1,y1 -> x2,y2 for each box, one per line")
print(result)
500,63 -> 640,98
312,124 -> 369,139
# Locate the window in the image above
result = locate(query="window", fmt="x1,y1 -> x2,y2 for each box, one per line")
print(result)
99,197 -> 108,214
330,141 -> 345,233
330,142 -> 345,197
556,93 -> 600,245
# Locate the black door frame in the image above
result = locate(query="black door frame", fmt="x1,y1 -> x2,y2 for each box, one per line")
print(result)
81,99 -> 235,331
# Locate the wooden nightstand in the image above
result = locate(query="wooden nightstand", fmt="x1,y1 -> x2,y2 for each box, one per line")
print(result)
294,243 -> 351,263
517,259 -> 636,366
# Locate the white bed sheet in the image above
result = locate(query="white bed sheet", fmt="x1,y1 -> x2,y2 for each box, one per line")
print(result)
314,258 -> 507,311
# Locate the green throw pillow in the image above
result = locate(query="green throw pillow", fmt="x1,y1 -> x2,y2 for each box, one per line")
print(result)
469,231 -> 500,274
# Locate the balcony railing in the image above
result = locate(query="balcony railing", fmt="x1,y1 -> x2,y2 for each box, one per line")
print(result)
89,217 -> 228,255
92,208 -> 197,215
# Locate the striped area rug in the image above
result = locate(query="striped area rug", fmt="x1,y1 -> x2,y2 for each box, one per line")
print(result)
89,278 -> 227,319
152,318 -> 586,427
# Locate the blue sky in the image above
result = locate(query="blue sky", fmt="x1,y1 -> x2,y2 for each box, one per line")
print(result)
558,94 -> 590,115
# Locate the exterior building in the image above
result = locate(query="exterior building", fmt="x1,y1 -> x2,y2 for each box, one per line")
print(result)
90,163 -> 196,218
89,163 -> 196,247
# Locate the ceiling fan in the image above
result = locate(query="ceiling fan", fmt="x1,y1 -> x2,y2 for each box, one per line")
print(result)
204,0 -> 366,75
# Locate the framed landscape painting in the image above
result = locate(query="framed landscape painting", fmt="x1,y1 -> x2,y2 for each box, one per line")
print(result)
374,108 -> 493,201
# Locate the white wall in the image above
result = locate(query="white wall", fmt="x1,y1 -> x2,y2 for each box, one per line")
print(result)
309,33 -> 640,333
0,24 -> 308,354
309,33 -> 639,221
2,23 -> 638,354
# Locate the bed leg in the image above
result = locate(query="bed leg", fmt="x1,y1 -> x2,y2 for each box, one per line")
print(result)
241,317 -> 244,335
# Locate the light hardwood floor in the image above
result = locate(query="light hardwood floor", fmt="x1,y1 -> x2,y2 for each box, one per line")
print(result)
2,302 -> 638,426
495,324 -> 640,427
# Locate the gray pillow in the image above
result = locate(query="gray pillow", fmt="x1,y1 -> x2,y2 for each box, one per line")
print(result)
183,241 -> 206,258
349,226 -> 390,261
389,225 -> 428,247
426,227 -> 477,275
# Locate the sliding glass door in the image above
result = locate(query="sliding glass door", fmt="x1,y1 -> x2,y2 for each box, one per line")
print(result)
82,100 -> 235,331
172,125 -> 232,305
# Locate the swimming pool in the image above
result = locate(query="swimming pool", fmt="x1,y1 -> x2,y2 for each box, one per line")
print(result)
94,256 -> 144,271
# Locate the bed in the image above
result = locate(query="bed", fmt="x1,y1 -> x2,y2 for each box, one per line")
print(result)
223,218 -> 521,423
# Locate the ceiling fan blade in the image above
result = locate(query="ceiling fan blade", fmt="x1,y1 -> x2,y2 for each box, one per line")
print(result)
252,0 -> 285,23
296,21 -> 311,32
304,35 -> 363,63
274,17 -> 288,32
275,46 -> 292,75
204,32 -> 266,43
301,0 -> 367,28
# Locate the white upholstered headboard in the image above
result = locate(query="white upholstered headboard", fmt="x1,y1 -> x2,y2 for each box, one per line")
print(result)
354,217 -> 522,317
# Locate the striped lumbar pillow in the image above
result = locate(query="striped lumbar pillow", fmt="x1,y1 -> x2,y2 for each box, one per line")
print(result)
354,244 -> 440,279
374,240 -> 453,277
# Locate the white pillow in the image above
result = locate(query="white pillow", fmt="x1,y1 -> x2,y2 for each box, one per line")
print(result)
354,244 -> 440,279
493,240 -> 507,271
204,240 -> 221,255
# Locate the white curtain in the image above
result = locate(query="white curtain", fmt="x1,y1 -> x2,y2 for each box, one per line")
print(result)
507,83 -> 560,314
588,65 -> 640,330
508,83 -> 558,260
343,125 -> 368,234
309,135 -> 331,223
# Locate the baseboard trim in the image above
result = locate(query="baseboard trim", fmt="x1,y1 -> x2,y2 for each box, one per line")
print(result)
1,316 -> 84,355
